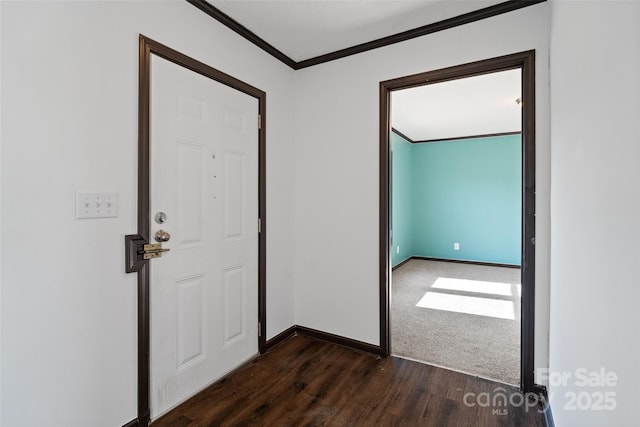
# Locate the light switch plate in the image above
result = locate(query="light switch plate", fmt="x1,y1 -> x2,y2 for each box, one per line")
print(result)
76,192 -> 118,219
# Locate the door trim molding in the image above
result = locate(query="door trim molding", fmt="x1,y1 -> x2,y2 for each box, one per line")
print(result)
379,50 -> 537,393
125,34 -> 267,426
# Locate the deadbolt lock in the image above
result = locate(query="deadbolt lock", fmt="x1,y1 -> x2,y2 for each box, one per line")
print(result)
141,243 -> 170,260
155,211 -> 167,224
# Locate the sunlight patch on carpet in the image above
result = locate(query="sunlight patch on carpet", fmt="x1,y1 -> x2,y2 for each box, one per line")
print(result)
432,277 -> 514,296
416,292 -> 516,320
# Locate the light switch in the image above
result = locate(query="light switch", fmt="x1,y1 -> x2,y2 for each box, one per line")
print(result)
76,192 -> 118,219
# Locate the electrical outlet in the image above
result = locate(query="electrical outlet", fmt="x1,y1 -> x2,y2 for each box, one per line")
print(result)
76,192 -> 118,219
454,242 -> 460,250
396,246 -> 400,254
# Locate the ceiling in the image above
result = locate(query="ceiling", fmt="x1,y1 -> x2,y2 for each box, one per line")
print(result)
206,0 -> 505,62
200,1 -> 525,139
392,69 -> 522,141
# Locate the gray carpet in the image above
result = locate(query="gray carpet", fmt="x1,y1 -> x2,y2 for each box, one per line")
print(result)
391,259 -> 521,385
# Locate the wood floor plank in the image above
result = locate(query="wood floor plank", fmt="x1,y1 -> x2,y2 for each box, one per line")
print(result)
151,335 -> 546,427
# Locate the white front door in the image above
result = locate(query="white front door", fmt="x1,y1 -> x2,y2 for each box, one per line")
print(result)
149,54 -> 259,418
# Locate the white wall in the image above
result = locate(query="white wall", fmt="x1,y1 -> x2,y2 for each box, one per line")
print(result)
0,2 -> 3,421
549,1 -> 640,426
293,0 -> 551,376
0,1 -> 295,426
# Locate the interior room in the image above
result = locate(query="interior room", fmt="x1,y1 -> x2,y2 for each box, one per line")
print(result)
2,1 -> 639,426
390,70 -> 523,386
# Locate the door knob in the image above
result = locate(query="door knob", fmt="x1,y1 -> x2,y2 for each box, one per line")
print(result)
155,229 -> 171,242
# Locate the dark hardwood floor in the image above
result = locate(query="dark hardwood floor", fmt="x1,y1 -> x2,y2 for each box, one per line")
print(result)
152,335 -> 547,426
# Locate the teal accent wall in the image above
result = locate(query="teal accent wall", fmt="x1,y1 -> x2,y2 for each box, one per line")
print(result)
391,132 -> 414,266
391,133 -> 521,267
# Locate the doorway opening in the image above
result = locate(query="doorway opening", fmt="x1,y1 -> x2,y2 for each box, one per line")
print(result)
391,70 -> 522,385
379,51 -> 537,393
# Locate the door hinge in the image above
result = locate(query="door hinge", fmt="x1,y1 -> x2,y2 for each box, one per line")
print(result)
258,218 -> 262,233
258,322 -> 262,337
258,114 -> 262,130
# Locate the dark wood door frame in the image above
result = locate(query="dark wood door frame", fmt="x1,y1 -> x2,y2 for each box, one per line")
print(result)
125,35 -> 267,427
379,50 -> 539,393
